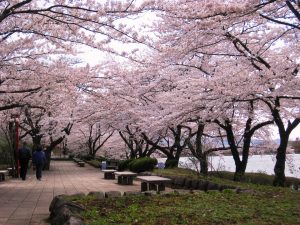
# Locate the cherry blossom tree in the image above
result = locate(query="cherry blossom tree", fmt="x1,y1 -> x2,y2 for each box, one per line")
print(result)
129,0 -> 300,185
119,125 -> 157,159
142,125 -> 191,167
0,0 -> 149,113
184,121 -> 231,176
214,101 -> 274,180
82,122 -> 114,158
1,0 -> 297,187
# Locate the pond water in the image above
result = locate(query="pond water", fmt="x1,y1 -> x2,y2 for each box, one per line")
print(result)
158,154 -> 300,178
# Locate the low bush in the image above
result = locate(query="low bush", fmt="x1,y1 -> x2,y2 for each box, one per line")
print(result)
86,159 -> 101,168
95,156 -> 107,162
82,155 -> 94,161
118,159 -> 134,171
128,157 -> 158,173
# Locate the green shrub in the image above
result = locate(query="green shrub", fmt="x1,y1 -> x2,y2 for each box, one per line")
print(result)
82,155 -> 94,161
128,157 -> 158,173
95,156 -> 107,162
165,159 -> 178,168
87,159 -> 101,168
0,138 -> 13,164
118,159 -> 134,171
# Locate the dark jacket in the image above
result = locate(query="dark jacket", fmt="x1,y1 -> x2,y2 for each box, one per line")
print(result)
33,150 -> 46,165
19,147 -> 31,160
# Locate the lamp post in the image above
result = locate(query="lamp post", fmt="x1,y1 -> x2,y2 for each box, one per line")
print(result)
15,115 -> 20,177
9,114 -> 20,178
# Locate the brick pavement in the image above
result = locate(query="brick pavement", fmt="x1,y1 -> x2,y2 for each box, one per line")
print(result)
0,160 -> 141,225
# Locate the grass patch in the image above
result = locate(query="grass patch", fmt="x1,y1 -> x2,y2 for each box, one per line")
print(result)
74,188 -> 300,225
154,168 -> 300,189
209,170 -> 300,187
66,168 -> 300,225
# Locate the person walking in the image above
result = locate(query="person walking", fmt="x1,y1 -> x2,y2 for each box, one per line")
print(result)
32,145 -> 47,181
18,141 -> 31,180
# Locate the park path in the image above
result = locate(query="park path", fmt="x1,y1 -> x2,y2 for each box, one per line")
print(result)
0,160 -> 141,225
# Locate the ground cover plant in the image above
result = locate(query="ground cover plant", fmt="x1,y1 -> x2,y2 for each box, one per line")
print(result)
68,168 -> 300,225
73,187 -> 299,225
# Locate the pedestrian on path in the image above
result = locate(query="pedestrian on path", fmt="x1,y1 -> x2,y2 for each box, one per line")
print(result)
18,141 -> 31,180
32,145 -> 47,181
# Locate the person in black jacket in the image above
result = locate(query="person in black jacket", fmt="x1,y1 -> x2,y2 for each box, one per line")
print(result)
19,141 -> 31,180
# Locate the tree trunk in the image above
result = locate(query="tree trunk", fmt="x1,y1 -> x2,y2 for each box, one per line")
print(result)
273,136 -> 288,186
270,102 -> 300,186
165,155 -> 179,168
224,121 -> 243,181
234,130 -> 251,181
44,136 -> 64,170
32,135 -> 42,152
234,162 -> 246,181
142,127 -> 186,168
199,155 -> 208,175
129,150 -> 137,159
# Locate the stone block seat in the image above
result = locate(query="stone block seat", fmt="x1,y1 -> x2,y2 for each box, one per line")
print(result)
114,171 -> 137,185
136,176 -> 171,192
0,170 -> 8,181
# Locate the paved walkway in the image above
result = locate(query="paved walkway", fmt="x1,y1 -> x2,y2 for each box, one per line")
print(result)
0,161 -> 141,225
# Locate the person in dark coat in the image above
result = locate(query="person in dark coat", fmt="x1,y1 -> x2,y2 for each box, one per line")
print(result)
18,141 -> 31,180
32,145 -> 47,181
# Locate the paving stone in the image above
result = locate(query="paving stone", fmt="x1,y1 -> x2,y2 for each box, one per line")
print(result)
0,161 -> 142,225
5,219 -> 30,225
0,218 -> 8,224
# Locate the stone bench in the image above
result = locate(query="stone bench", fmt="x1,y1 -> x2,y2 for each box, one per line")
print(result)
7,168 -> 14,176
73,158 -> 80,163
136,176 -> 171,192
73,158 -> 85,167
78,161 -> 85,167
0,170 -> 8,181
102,169 -> 117,179
114,171 -> 137,185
